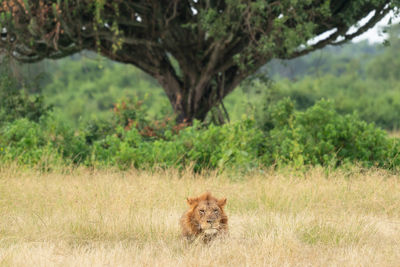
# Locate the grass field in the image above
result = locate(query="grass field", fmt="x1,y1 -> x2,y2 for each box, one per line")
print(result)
0,166 -> 399,266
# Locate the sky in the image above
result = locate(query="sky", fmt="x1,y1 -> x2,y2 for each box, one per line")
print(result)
353,12 -> 400,43
305,11 -> 399,46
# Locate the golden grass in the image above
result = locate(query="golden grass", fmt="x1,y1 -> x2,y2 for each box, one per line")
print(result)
0,166 -> 399,266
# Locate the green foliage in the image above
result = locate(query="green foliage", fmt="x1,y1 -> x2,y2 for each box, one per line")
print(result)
38,54 -> 170,125
89,120 -> 264,171
169,120 -> 264,171
43,115 -> 91,164
3,0 -> 396,123
266,41 -> 379,80
1,94 -> 399,172
366,25 -> 400,81
253,30 -> 400,131
3,32 -> 400,171
256,73 -> 400,130
14,38 -> 399,130
0,71 -> 51,125
0,118 -> 57,165
262,99 -> 400,169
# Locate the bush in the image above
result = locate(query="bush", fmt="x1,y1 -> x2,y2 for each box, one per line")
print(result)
0,119 -> 58,165
0,72 -> 52,125
169,120 -> 264,171
0,115 -> 89,166
1,90 -> 399,172
258,75 -> 400,130
42,115 -> 91,164
262,99 -> 399,168
90,126 -> 152,168
89,120 -> 264,171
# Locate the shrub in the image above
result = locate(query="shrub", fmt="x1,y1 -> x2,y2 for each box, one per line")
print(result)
1,90 -> 399,172
88,120 -> 264,171
42,115 -> 91,164
262,99 -> 398,168
174,120 -> 264,171
258,75 -> 400,130
0,119 -> 58,165
90,126 -> 153,168
0,73 -> 52,125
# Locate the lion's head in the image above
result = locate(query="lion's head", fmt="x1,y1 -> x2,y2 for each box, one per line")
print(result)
180,192 -> 228,243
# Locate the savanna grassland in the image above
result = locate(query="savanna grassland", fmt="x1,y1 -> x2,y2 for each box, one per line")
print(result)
0,166 -> 399,266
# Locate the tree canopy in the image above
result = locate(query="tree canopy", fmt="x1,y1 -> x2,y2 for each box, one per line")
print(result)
0,0 -> 398,122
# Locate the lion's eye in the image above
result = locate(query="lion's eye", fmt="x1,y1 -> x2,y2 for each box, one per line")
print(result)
199,209 -> 205,215
214,209 -> 219,214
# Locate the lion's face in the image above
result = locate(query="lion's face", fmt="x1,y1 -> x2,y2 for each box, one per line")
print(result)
180,192 -> 228,242
193,199 -> 224,232
185,192 -> 228,236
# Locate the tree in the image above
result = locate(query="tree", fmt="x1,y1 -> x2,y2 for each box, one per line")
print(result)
0,0 -> 398,123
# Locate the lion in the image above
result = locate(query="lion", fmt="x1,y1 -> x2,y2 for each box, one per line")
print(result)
180,192 -> 228,243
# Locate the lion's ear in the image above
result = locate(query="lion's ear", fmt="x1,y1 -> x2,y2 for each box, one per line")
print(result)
187,197 -> 198,206
217,198 -> 227,207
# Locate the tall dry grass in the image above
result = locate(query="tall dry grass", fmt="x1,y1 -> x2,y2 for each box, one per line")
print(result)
0,166 -> 399,266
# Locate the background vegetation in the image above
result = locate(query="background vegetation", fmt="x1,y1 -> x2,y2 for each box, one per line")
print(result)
2,26 -> 400,172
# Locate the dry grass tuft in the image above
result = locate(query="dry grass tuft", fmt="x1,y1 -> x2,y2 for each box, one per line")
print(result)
0,166 -> 399,266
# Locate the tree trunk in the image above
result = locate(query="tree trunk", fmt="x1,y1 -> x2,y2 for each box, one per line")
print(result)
155,71 -> 244,124
157,78 -> 216,124
152,58 -> 249,124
